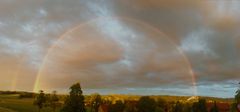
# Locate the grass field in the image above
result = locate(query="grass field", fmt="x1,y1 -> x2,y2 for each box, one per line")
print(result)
0,94 -> 60,112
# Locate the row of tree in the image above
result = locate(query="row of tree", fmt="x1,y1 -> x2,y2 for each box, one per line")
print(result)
34,82 -> 240,112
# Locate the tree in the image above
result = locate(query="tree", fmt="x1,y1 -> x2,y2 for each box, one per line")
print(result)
108,100 -> 125,112
192,99 -> 207,112
61,82 -> 86,112
155,107 -> 164,112
156,98 -> 167,112
34,90 -> 47,112
48,91 -> 60,112
210,101 -> 219,112
231,82 -> 240,112
198,99 -> 208,112
124,100 -> 137,112
137,96 -> 156,112
90,93 -> 102,112
192,102 -> 199,112
235,82 -> 240,103
173,101 -> 183,112
182,103 -> 191,112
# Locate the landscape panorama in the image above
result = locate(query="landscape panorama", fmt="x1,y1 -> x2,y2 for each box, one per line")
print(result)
0,0 -> 240,112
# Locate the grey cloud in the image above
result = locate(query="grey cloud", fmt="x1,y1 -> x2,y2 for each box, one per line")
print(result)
0,0 -> 239,97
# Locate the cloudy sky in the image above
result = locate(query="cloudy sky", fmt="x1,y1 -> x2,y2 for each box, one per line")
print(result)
0,0 -> 240,98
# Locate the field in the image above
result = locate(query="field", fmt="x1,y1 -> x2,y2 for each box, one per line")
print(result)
0,94 -> 59,112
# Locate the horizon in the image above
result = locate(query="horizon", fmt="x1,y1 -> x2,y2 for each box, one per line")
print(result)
0,0 -> 240,98
0,90 -> 235,99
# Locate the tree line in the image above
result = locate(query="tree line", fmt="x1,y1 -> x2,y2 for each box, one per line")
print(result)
34,82 -> 240,112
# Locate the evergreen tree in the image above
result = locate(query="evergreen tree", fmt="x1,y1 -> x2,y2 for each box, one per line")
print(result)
61,83 -> 86,112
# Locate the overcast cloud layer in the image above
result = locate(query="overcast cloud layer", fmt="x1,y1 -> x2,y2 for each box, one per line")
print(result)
0,0 -> 239,98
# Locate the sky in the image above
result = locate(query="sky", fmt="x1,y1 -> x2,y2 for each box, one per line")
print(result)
0,0 -> 240,98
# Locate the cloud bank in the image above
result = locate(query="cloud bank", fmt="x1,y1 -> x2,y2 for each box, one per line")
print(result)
0,0 -> 239,97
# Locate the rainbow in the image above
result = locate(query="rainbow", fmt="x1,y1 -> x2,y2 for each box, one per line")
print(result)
33,17 -> 197,95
